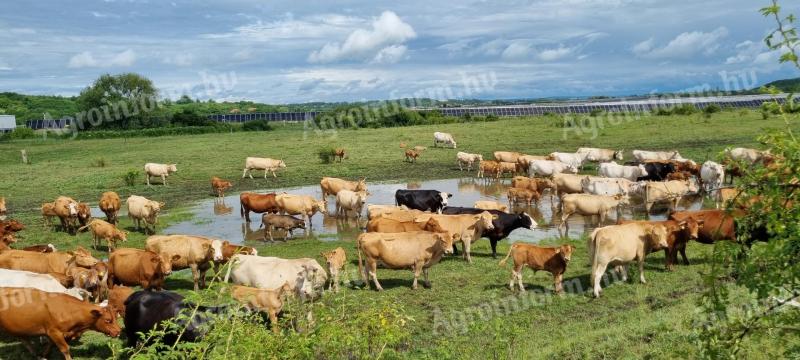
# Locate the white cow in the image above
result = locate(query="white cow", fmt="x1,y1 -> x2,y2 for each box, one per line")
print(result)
335,190 -> 369,219
598,161 -> 648,181
581,177 -> 643,196
549,152 -> 589,169
243,157 -> 286,178
529,160 -> 579,177
577,147 -> 624,162
144,163 -> 177,186
225,255 -> 327,300
433,132 -> 457,148
0,268 -> 87,300
456,152 -> 483,171
725,147 -> 769,164
632,150 -> 684,162
700,161 -> 725,194
126,195 -> 164,234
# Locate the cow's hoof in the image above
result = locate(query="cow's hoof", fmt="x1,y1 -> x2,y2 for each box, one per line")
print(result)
423,281 -> 432,289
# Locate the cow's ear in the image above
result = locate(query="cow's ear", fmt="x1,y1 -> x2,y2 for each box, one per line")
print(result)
554,247 -> 561,254
492,215 -> 499,220
171,255 -> 182,262
223,240 -> 230,246
677,221 -> 687,229
90,309 -> 103,318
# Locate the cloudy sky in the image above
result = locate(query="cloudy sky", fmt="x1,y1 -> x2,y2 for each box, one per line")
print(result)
0,0 -> 797,103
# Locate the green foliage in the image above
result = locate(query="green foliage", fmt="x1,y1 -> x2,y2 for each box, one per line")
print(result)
171,108 -> 212,127
73,125 -> 237,140
76,73 -> 163,130
703,104 -> 722,115
317,147 -> 336,164
241,120 -> 274,132
122,169 -> 139,186
3,126 -> 36,139
0,92 -> 78,124
671,104 -> 698,115
91,158 -> 108,168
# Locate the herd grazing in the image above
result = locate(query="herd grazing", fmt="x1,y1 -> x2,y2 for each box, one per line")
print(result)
0,126 -> 778,358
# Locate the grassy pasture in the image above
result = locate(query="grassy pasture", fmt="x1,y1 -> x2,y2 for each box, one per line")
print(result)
0,111 -> 796,359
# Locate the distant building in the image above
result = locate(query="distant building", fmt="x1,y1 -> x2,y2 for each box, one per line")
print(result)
0,115 -> 15,133
26,119 -> 71,130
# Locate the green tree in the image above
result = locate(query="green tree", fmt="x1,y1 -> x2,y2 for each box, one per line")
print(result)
75,73 -> 161,130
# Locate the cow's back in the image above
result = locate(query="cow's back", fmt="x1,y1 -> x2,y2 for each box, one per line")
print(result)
146,235 -> 206,268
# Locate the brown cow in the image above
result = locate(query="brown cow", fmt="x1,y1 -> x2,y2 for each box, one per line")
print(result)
108,248 -> 179,290
99,192 -> 121,225
22,244 -> 57,253
507,187 -> 540,206
231,283 -> 292,333
211,176 -> 233,198
260,214 -> 306,241
334,148 -> 346,162
320,177 -> 367,198
0,248 -> 98,275
42,202 -> 58,226
477,160 -> 501,179
145,235 -> 226,291
321,247 -> 346,292
499,243 -> 575,293
405,149 -> 420,163
240,192 -> 279,222
669,209 -> 741,244
618,218 -> 704,271
0,219 -> 24,244
213,243 -> 257,274
498,162 -> 517,177
67,266 -> 102,302
107,286 -> 134,317
78,219 -> 128,251
0,287 -> 121,360
53,196 -> 80,233
357,231 -> 455,290
0,196 -> 5,219
76,203 -> 91,228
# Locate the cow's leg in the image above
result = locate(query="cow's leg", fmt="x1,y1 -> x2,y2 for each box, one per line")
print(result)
508,269 -> 516,291
411,261 -> 423,290
269,310 -> 279,334
146,174 -> 151,186
272,169 -> 277,178
199,267 -> 208,288
46,329 -> 72,360
463,239 -> 472,263
679,244 -> 689,265
591,261 -> 607,297
619,265 -> 629,282
19,339 -> 39,358
639,259 -> 647,284
490,240 -> 498,258
162,174 -> 167,186
451,243 -> 460,255
665,248 -> 674,271
553,272 -> 564,294
264,169 -> 268,179
242,168 -> 248,178
368,260 -> 383,291
267,226 -> 274,242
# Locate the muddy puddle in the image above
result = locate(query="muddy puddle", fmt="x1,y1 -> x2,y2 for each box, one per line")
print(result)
163,177 -> 708,245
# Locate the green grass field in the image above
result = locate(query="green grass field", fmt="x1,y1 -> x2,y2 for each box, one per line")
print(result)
0,111 -> 796,359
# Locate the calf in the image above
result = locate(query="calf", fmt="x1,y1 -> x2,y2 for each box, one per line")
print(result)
477,160 -> 501,179
260,214 -> 306,241
41,202 -> 58,226
357,231 -> 454,290
456,152 -> 483,171
78,219 -> 128,251
240,192 -> 279,222
231,283 -> 292,333
395,189 -> 451,213
404,149 -> 420,162
210,176 -> 233,198
99,191 -> 121,224
507,187 -> 540,206
321,247 -> 347,292
499,243 -> 575,293
67,266 -> 102,301
498,161 -> 517,177
0,288 -> 120,359
333,148 -> 346,162
144,162 -> 177,186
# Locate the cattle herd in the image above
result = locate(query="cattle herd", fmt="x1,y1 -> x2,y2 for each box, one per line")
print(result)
0,132 -> 778,359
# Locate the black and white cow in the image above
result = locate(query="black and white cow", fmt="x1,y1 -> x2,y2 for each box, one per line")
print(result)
394,190 -> 452,213
441,207 -> 537,257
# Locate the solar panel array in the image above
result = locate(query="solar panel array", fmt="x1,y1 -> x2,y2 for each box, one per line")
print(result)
26,119 -> 72,129
207,112 -> 320,123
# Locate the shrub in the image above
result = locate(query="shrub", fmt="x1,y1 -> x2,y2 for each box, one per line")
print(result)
242,120 -> 273,132
3,127 -> 36,140
703,103 -> 722,115
172,108 -> 213,127
589,108 -> 605,117
654,107 -> 672,116
670,104 -> 697,115
317,147 -> 336,164
122,169 -> 138,186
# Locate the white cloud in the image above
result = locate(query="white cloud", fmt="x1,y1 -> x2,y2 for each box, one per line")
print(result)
203,13 -> 362,41
9,28 -> 36,34
371,45 -> 408,64
163,53 -> 194,66
537,45 -> 576,61
91,11 -> 120,19
501,41 -> 532,60
308,11 -> 416,63
67,49 -> 136,68
633,27 -> 729,59
0,59 -> 11,71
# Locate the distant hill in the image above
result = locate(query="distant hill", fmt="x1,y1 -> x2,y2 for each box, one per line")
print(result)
762,77 -> 800,93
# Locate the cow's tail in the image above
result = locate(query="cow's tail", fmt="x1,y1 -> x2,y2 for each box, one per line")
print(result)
498,244 -> 515,267
588,228 -> 600,267
240,201 -> 245,218
357,238 -> 367,286
76,221 -> 92,233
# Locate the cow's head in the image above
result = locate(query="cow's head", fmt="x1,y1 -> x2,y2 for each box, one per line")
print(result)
168,164 -> 178,173
209,240 -> 226,262
687,177 -> 701,194
2,219 -> 24,232
537,178 -> 556,190
646,224 -> 670,250
314,200 -> 327,215
566,165 -> 579,174
116,229 -> 129,242
614,150 -> 624,161
278,160 -> 287,168
476,154 -> 484,161
67,201 -> 78,216
434,232 -> 456,254
77,203 -> 91,221
678,217 -> 704,240
71,247 -> 99,267
555,244 -> 576,262
91,305 -> 121,338
637,164 -> 649,177
437,192 -> 452,208
520,213 -> 538,230
613,194 -> 631,207
94,261 -> 109,285
355,178 -> 368,192
156,254 -> 181,275
476,211 -> 496,231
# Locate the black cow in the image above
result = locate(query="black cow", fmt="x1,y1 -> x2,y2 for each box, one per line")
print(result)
635,162 -> 676,181
124,290 -> 227,347
395,190 -> 452,213
441,206 -> 536,257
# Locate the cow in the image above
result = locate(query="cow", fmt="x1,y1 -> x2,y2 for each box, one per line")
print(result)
22,244 -> 57,253
669,209 -> 740,243
511,176 -> 556,196
357,231 -> 454,290
411,212 -> 496,263
498,162 -> 517,177
474,200 -> 508,212
529,160 -> 579,177
599,161 -> 648,181
335,190 -> 369,219
108,248 -> 178,290
367,204 -> 414,219
494,151 -> 523,163
577,147 -> 624,162
213,243 -> 258,275
260,214 -> 306,241
0,248 -> 98,275
507,187 -> 540,206
442,207 -> 537,257
477,160 -> 501,179
239,192 -> 279,222
320,247 -> 347,292
107,286 -> 134,317
632,150 -> 684,162
243,157 -> 286,178
320,177 -> 367,198
548,152 -> 589,169
700,161 -> 725,194
0,269 -> 87,300
67,266 -> 102,302
516,155 -> 548,174
552,173 -> 589,198
0,196 -> 5,219
275,194 -> 327,229
395,189 -> 452,213
666,171 -> 693,181
643,179 -> 700,213
636,161 -> 677,181
210,176 -> 233,198
224,255 -> 327,299
78,219 -> 128,251
53,196 -> 79,233
41,202 -> 58,226
456,152 -> 483,171
124,290 -> 226,347
404,149 -> 420,162
0,288 -> 121,360
98,191 -> 121,224
560,194 -> 629,231
230,283 -> 292,333
581,177 -> 642,196
144,163 -> 177,186
0,219 -> 24,244
618,218 -> 704,271
589,222 -> 670,297
333,148 -> 346,162
126,195 -> 164,234
725,147 -> 769,164
499,243 -> 575,293
145,235 -> 226,291
75,202 -> 91,228
715,188 -> 740,209
433,131 -> 457,148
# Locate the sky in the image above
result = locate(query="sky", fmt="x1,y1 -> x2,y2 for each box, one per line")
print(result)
0,0 -> 798,104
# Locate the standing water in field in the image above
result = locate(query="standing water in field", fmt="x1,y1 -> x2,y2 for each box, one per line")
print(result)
163,177 -> 707,245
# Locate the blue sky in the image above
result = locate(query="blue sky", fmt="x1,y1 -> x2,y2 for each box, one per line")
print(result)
0,0 -> 797,103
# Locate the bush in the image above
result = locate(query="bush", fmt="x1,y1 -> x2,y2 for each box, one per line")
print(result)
654,107 -> 672,116
671,104 -> 697,115
703,103 -> 722,115
72,125 -> 236,140
317,147 -> 336,164
172,108 -> 212,127
242,120 -> 273,132
3,127 -> 36,139
122,169 -> 138,186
